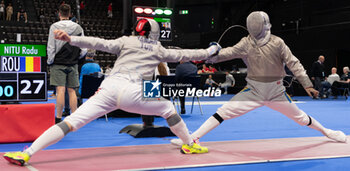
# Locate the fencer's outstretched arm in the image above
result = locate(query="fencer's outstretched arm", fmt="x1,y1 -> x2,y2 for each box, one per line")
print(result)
280,40 -> 312,88
54,30 -> 123,55
279,39 -> 318,97
159,47 -> 210,63
159,42 -> 221,63
70,36 -> 123,55
54,29 -> 219,61
209,37 -> 248,63
158,42 -> 221,62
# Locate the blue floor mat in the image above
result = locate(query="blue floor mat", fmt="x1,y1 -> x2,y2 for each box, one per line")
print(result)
1,94 -> 349,170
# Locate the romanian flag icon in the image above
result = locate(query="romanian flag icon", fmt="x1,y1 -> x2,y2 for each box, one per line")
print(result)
19,56 -> 41,72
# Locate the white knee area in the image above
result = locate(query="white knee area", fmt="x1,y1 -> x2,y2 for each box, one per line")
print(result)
294,111 -> 310,126
162,105 -> 177,119
63,116 -> 80,131
216,109 -> 231,120
216,108 -> 238,120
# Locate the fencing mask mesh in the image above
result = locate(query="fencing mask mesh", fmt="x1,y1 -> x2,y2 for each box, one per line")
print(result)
246,11 -> 271,46
146,18 -> 160,41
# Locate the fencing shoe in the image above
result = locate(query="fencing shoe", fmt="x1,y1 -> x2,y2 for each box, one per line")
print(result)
3,151 -> 30,166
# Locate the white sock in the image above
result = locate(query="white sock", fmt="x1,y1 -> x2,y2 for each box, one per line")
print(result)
169,120 -> 193,145
307,116 -> 327,135
192,116 -> 221,139
24,125 -> 65,156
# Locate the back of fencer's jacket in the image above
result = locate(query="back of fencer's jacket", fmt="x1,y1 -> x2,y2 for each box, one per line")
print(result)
47,20 -> 85,66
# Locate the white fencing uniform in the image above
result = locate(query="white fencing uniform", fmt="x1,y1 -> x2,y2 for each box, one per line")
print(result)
214,34 -> 312,126
217,78 -> 310,125
171,12 -> 347,146
64,35 -> 210,130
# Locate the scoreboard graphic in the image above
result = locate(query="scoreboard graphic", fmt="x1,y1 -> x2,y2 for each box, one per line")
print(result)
1,56 -> 41,72
0,72 -> 46,101
0,44 -> 47,102
133,6 -> 173,42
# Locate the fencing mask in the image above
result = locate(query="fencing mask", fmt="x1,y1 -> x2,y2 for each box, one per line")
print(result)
134,18 -> 160,41
246,11 -> 271,47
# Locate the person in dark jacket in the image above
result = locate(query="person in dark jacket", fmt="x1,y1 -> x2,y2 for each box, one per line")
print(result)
310,55 -> 325,99
47,4 -> 87,123
175,61 -> 198,114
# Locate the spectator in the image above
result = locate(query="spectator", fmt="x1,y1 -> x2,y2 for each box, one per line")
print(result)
310,55 -> 325,99
208,65 -> 218,73
6,3 -> 12,21
327,67 -> 341,86
321,67 -> 340,98
175,61 -> 198,114
331,66 -> 350,99
47,4 -> 87,123
201,64 -> 210,73
220,71 -> 235,94
17,8 -> 28,23
204,74 -> 219,88
39,8 -> 45,22
205,75 -> 219,98
79,49 -> 101,95
0,1 -> 5,20
80,1 -> 85,16
107,3 -> 112,18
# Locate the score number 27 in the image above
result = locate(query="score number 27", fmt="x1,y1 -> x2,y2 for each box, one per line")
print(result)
21,80 -> 44,94
160,30 -> 171,39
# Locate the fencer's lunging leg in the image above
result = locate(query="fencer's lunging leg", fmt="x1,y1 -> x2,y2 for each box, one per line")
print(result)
170,113 -> 224,146
191,91 -> 264,139
191,90 -> 264,140
266,102 -> 347,143
191,113 -> 224,139
23,121 -> 72,156
306,115 -> 326,133
171,90 -> 264,146
307,115 -> 347,143
167,114 -> 193,145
